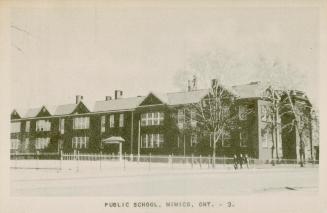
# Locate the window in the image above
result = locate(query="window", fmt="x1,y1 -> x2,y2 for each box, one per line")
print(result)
149,134 -> 154,148
222,131 -> 231,147
72,137 -> 89,149
25,121 -> 30,132
177,109 -> 185,129
148,113 -> 153,126
73,117 -> 90,129
141,134 -> 148,148
109,114 -> 115,128
35,138 -> 50,150
222,106 -> 230,118
159,112 -> 164,124
119,114 -> 124,127
140,112 -> 164,126
240,131 -> 248,147
141,134 -> 164,148
190,110 -> 197,127
190,134 -> 198,147
36,120 -> 51,131
153,113 -> 159,125
10,122 -> 21,133
10,139 -> 20,150
261,129 -> 271,148
141,114 -> 147,126
239,105 -> 248,120
261,106 -> 268,122
101,116 -> 106,132
59,118 -> 65,134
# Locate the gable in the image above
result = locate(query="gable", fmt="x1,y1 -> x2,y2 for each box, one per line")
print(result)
36,106 -> 52,117
72,102 -> 90,114
11,110 -> 21,120
139,93 -> 165,106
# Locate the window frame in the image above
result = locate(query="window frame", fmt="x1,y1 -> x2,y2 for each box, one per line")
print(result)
109,114 -> 115,128
73,117 -> 90,130
36,120 -> 51,132
101,115 -> 106,132
119,114 -> 124,127
72,136 -> 89,149
11,122 -> 21,133
25,121 -> 30,132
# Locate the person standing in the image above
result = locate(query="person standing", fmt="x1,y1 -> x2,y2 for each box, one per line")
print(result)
239,154 -> 243,169
233,154 -> 238,170
244,154 -> 249,169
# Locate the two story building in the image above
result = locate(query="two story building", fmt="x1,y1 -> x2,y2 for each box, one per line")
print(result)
10,81 -> 318,161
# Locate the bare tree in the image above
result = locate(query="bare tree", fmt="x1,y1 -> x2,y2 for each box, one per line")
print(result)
280,90 -> 313,167
253,56 -> 317,166
184,79 -> 248,168
264,86 -> 283,165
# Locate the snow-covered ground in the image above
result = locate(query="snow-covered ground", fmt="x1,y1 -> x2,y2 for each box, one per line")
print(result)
10,160 -> 318,196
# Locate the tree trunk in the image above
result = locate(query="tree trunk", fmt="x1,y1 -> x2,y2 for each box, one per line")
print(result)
212,135 -> 216,168
271,126 -> 275,166
299,137 -> 305,167
274,109 -> 280,159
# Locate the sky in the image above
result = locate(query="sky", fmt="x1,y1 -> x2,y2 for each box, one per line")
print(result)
10,6 -> 319,111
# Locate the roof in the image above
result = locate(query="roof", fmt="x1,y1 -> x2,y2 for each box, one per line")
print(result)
102,136 -> 125,143
12,81 -> 274,119
166,89 -> 209,105
232,82 -> 267,99
24,107 -> 43,118
54,103 -> 78,115
93,96 -> 145,112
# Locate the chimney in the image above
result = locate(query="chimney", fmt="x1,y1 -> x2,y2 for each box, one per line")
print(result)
105,96 -> 112,101
76,95 -> 83,104
187,80 -> 191,92
211,79 -> 219,89
192,75 -> 197,90
114,90 -> 123,99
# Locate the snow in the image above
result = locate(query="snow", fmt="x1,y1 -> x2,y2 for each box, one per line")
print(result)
10,160 -> 318,196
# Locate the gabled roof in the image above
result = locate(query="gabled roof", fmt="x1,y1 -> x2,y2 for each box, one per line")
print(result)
54,104 -> 78,115
232,82 -> 267,99
166,89 -> 209,106
93,96 -> 145,112
24,105 -> 53,118
54,101 -> 90,115
139,92 -> 167,106
24,107 -> 42,118
11,109 -> 21,119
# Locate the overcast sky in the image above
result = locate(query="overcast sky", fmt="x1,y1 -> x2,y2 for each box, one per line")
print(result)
10,6 -> 319,111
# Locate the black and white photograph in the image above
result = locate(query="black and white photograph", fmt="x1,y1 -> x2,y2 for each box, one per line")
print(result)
1,0 -> 326,212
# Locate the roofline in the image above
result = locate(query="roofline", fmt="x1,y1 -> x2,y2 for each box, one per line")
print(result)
94,96 -> 145,103
137,103 -> 166,108
165,88 -> 209,95
11,109 -> 136,121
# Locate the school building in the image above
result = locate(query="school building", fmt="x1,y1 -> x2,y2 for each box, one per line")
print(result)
10,80 -> 319,161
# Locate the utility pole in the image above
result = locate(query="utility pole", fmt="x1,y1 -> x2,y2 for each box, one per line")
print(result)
138,120 -> 141,157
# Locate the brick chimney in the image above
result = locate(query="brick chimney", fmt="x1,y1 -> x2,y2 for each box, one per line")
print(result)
187,80 -> 191,92
192,75 -> 197,90
76,95 -> 83,104
211,79 -> 218,89
105,96 -> 112,101
114,90 -> 123,99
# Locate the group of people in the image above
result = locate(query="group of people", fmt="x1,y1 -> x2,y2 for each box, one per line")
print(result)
233,153 -> 249,169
